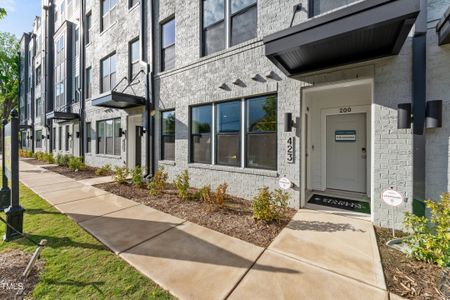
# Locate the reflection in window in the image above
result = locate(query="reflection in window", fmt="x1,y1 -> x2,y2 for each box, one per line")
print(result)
216,101 -> 240,166
101,53 -> 116,93
161,110 -> 175,160
161,18 -> 175,71
246,95 -> 277,170
191,105 -> 212,164
231,0 -> 257,46
202,0 -> 225,55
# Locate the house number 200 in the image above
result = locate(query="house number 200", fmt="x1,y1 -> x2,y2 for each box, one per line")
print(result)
339,107 -> 352,113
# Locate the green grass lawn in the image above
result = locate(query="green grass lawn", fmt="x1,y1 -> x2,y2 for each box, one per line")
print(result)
0,183 -> 173,299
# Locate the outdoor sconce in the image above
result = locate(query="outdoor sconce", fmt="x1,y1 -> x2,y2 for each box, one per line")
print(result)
119,128 -> 126,137
426,100 -> 442,129
76,131 -> 80,138
284,113 -> 296,132
41,135 -> 45,140
46,134 -> 50,139
397,103 -> 412,129
67,133 -> 72,138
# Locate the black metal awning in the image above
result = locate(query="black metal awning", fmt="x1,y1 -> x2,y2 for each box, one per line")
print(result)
91,91 -> 146,109
263,0 -> 420,76
437,5 -> 450,45
19,124 -> 32,130
46,111 -> 80,121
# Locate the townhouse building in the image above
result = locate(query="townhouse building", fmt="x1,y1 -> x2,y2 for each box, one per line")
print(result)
18,0 -> 450,229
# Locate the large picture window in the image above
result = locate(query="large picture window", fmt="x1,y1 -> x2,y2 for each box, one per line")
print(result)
190,105 -> 212,164
216,101 -> 240,166
161,110 -> 175,161
161,18 -> 175,71
101,53 -> 116,93
97,118 -> 121,156
246,95 -> 277,170
202,0 -> 257,56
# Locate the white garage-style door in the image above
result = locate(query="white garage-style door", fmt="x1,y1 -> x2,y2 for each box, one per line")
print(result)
326,113 -> 367,193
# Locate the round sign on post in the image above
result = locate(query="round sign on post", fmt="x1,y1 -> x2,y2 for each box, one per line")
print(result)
279,177 -> 292,190
381,189 -> 403,206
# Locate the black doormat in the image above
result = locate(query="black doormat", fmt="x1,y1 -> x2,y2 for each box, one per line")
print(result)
309,194 -> 371,214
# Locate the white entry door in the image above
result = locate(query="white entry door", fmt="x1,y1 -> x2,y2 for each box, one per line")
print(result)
326,113 -> 366,193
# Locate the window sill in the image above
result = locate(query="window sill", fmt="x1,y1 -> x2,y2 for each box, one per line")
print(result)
100,21 -> 118,37
188,163 -> 278,178
94,154 -> 122,160
159,160 -> 176,166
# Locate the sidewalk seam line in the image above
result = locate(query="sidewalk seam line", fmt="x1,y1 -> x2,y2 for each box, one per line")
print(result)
35,191 -> 110,206
267,247 -> 387,291
224,247 -> 267,299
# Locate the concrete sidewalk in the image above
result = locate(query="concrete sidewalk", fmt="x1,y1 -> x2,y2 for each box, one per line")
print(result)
18,160 -> 390,300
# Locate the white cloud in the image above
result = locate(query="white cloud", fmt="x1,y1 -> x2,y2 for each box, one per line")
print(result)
0,0 -> 17,12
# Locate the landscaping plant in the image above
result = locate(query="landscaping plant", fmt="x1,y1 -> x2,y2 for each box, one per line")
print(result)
68,156 -> 85,172
403,192 -> 450,267
214,182 -> 228,208
131,166 -> 144,187
252,186 -> 290,222
113,166 -> 129,184
56,154 -> 71,167
44,152 -> 55,164
148,166 -> 168,196
173,169 -> 190,200
198,185 -> 213,209
95,164 -> 112,176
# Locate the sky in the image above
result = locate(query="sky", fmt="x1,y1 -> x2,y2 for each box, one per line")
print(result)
0,0 -> 42,38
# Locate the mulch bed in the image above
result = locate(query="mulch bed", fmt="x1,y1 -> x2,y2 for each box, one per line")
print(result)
0,249 -> 44,300
374,226 -> 446,299
42,165 -> 106,181
95,182 -> 295,248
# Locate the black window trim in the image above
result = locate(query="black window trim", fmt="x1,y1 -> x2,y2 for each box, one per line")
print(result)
215,99 -> 241,167
96,117 -> 121,156
100,51 -> 116,93
128,37 -> 140,82
189,103 -> 213,164
160,109 -> 176,161
160,16 -> 175,72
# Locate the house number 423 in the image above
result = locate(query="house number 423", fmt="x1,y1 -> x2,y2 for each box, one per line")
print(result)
286,137 -> 295,164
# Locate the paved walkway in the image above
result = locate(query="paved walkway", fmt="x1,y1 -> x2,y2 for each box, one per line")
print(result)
18,160 -> 391,300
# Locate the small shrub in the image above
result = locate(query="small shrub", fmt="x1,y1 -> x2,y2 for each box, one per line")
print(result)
113,166 -> 129,184
403,193 -> 450,267
68,156 -> 85,171
56,154 -> 71,167
214,182 -> 228,208
131,166 -> 144,187
198,185 -> 213,209
95,164 -> 112,176
24,150 -> 33,158
148,167 -> 168,196
252,187 -> 289,222
44,153 -> 55,164
173,170 -> 190,200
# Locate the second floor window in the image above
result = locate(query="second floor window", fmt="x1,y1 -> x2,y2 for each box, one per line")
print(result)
309,0 -> 360,17
202,0 -> 257,56
85,67 -> 92,98
55,35 -> 66,109
161,18 -> 175,71
86,12 -> 92,44
101,53 -> 116,93
129,39 -> 140,80
101,0 -> 117,31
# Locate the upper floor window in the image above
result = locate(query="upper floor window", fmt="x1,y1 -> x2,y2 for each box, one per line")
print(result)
60,1 -> 65,20
101,0 -> 117,31
55,35 -> 66,109
161,110 -> 175,161
309,0 -> 359,17
129,0 -> 138,8
35,65 -> 42,85
161,18 -> 175,71
202,0 -> 257,56
85,67 -> 92,98
129,38 -> 140,80
100,53 -> 116,93
86,12 -> 92,44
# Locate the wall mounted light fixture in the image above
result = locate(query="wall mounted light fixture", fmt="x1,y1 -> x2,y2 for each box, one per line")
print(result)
397,103 -> 412,129
119,128 -> 126,137
76,131 -> 80,138
426,100 -> 442,129
284,113 -> 296,132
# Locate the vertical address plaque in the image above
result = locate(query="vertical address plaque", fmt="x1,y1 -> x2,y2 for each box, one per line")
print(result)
286,137 -> 295,164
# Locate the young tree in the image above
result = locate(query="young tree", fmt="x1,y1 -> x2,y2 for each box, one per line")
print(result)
0,29 -> 19,120
0,8 -> 6,20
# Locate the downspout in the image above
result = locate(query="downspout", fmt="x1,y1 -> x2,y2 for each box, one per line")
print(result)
142,0 -> 155,178
31,33 -> 36,153
412,0 -> 427,215
79,0 -> 86,160
44,1 -> 55,153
